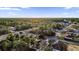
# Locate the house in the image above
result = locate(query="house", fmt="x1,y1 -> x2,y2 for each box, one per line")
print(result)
9,27 -> 15,31
63,19 -> 71,26
73,30 -> 79,36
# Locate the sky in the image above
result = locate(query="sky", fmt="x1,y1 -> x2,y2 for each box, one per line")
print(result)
0,7 -> 79,18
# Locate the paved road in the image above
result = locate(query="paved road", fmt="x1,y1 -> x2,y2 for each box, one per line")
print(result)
0,24 -> 79,46
0,23 -> 73,42
60,40 -> 79,45
0,28 -> 37,41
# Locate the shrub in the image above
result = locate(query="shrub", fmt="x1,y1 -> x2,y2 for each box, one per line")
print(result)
15,24 -> 32,31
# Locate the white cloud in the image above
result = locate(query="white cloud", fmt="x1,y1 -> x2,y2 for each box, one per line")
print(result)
75,10 -> 79,13
0,7 -> 21,10
21,7 -> 30,8
8,12 -> 18,16
64,7 -> 72,9
62,12 -> 70,15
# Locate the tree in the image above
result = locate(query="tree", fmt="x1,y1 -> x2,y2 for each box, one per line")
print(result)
7,33 -> 14,41
1,40 -> 12,51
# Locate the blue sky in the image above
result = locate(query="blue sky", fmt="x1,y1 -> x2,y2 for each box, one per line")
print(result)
0,7 -> 79,18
